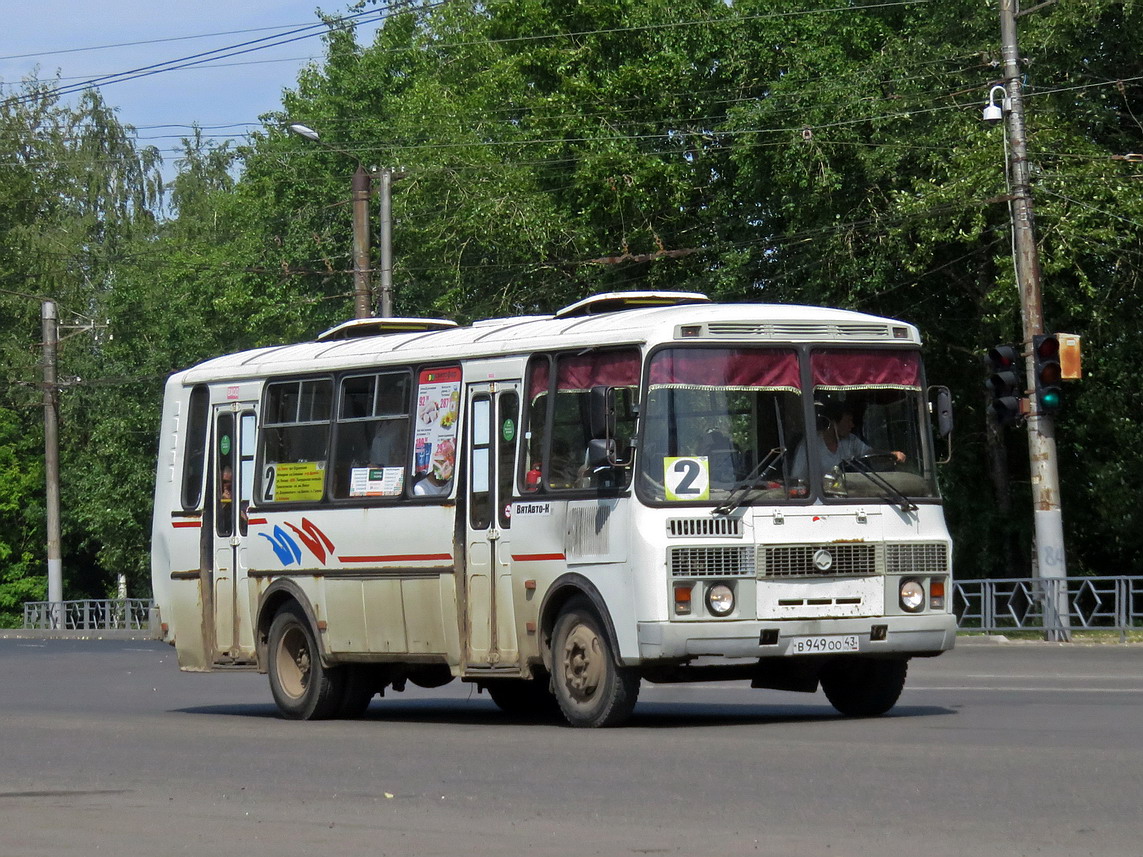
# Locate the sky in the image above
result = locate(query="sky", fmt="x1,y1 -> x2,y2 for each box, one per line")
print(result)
0,0 -> 383,169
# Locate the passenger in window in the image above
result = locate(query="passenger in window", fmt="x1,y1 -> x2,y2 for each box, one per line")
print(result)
220,465 -> 234,502
413,471 -> 450,496
370,423 -> 406,467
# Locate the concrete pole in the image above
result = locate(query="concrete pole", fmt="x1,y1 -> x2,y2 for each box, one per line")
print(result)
999,0 -> 1069,640
351,165 -> 373,319
42,300 -> 63,629
378,167 -> 394,318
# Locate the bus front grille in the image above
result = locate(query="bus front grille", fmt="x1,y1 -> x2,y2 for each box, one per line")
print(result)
759,544 -> 879,578
885,543 -> 949,575
669,546 -> 755,578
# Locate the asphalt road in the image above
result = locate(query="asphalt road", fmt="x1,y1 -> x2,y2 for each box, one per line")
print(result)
2,638 -> 1142,857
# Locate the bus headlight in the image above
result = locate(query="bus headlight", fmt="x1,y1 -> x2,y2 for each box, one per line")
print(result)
706,583 -> 735,617
899,579 -> 925,613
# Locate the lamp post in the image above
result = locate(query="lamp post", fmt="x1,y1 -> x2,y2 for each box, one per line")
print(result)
42,300 -> 63,628
985,0 -> 1069,640
287,123 -> 393,318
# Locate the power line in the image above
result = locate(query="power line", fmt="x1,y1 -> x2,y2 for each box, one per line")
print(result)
0,6 -> 400,109
0,18 -> 362,62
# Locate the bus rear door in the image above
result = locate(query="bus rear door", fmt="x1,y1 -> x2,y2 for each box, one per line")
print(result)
210,404 -> 257,663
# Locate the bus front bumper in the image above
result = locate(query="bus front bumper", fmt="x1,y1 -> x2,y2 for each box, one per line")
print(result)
636,613 -> 957,662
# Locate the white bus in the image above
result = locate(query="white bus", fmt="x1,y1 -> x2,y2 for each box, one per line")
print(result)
151,292 -> 956,727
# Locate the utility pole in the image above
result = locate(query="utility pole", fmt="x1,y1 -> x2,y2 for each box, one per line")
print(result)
41,300 -> 63,629
351,165 -> 373,319
378,167 -> 394,318
289,123 -> 388,319
998,0 -> 1069,639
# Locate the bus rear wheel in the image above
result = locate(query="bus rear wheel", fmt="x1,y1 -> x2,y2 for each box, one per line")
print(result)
551,602 -> 639,728
267,604 -> 344,720
820,657 -> 908,717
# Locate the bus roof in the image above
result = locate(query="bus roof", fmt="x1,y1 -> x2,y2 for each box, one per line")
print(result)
176,296 -> 921,386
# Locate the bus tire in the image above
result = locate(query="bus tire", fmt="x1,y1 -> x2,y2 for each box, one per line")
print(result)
551,601 -> 639,728
820,657 -> 908,718
267,604 -> 344,720
336,665 -> 378,719
484,671 -> 560,719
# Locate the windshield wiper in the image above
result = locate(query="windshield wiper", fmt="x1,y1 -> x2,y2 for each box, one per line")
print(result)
843,456 -> 918,513
713,447 -> 784,516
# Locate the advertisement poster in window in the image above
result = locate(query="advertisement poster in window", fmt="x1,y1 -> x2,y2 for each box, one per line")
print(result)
413,367 -> 461,492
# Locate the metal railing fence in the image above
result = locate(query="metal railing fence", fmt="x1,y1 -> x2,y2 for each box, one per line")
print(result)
23,599 -> 156,634
954,576 -> 1143,640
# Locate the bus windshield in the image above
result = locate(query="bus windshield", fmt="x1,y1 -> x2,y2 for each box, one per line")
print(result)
637,346 -> 939,505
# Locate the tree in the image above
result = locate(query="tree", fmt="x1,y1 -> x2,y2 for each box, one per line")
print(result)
0,78 -> 164,602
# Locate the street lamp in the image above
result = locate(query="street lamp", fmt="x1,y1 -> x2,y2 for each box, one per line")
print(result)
287,123 -> 395,318
982,85 -> 1009,124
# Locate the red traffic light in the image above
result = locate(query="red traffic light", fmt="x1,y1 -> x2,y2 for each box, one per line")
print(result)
987,345 -> 1019,370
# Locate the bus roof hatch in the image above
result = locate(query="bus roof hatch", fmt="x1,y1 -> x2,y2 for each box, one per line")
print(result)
554,291 -> 711,319
316,317 -> 458,342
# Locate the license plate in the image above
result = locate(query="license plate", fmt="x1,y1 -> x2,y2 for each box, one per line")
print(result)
788,634 -> 860,655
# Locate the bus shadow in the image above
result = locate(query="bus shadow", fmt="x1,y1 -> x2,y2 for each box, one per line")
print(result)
625,702 -> 954,727
174,699 -> 955,727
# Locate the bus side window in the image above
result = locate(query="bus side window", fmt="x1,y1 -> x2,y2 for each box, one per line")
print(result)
259,378 -> 333,504
331,371 -> 411,500
524,350 -> 639,493
181,385 -> 210,510
522,356 -> 552,492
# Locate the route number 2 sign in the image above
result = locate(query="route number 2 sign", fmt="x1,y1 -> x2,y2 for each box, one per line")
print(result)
664,456 -> 710,501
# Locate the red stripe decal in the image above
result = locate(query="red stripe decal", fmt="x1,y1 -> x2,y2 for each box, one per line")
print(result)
512,553 -> 566,562
339,553 -> 453,564
171,521 -> 201,529
246,517 -> 268,525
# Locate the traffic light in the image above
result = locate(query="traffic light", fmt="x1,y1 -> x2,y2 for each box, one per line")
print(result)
1032,334 -> 1063,415
985,344 -> 1023,426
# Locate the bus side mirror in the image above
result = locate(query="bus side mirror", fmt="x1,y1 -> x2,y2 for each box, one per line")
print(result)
586,437 -> 617,468
929,385 -> 953,465
589,385 -> 615,440
930,386 -> 954,438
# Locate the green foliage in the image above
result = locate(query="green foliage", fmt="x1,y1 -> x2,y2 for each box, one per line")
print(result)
0,407 -> 44,627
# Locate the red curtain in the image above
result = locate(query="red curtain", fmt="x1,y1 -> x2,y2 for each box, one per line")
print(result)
648,348 -> 800,390
529,350 -> 641,397
811,349 -> 921,390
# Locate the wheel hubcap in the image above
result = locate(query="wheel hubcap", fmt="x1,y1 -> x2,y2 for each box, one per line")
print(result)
562,623 -> 604,703
276,625 -> 311,699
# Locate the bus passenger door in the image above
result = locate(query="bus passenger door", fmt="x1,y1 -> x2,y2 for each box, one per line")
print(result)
463,383 -> 521,669
210,405 -> 257,663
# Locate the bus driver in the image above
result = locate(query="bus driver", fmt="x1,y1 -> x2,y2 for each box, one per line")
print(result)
791,401 -> 904,482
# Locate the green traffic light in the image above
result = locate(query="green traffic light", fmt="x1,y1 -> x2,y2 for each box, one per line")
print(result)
1041,389 -> 1061,410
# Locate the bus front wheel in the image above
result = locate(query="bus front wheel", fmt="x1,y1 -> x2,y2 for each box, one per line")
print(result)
267,604 -> 345,720
551,601 -> 639,728
820,657 -> 908,717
